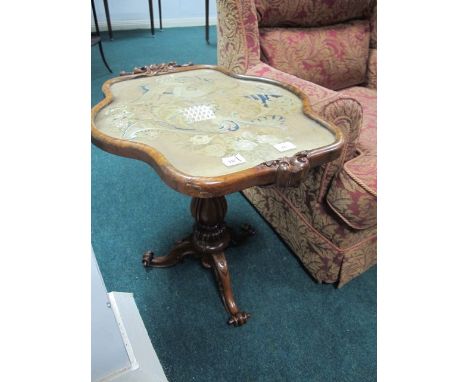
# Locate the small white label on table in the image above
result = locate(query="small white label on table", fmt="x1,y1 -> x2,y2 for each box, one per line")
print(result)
222,154 -> 246,167
273,141 -> 297,152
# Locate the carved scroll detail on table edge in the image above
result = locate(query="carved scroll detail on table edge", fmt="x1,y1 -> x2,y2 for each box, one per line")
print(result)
259,151 -> 311,187
120,62 -> 194,77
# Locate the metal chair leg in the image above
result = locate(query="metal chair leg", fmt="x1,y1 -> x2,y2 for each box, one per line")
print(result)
205,0 -> 209,43
98,41 -> 112,73
148,0 -> 155,35
103,0 -> 113,40
158,0 -> 162,30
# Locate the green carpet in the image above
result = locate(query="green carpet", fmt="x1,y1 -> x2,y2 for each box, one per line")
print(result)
92,28 -> 376,382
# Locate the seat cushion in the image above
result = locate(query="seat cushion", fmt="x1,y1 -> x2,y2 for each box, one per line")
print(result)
259,20 -> 370,90
339,86 -> 376,153
326,153 -> 377,229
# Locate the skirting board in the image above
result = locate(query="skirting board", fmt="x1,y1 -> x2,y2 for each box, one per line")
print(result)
92,17 -> 217,32
104,292 -> 168,382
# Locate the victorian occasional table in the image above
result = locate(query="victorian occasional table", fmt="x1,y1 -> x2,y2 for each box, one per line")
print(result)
91,64 -> 343,326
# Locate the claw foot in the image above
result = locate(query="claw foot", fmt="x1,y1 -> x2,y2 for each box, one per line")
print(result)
228,311 -> 251,326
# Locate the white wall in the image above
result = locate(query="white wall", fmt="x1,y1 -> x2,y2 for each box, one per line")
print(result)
92,0 -> 218,30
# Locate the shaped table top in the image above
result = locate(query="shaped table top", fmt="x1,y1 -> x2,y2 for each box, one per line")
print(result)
92,65 -> 343,197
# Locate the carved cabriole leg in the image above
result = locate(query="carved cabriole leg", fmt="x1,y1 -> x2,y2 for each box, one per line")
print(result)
191,197 -> 250,326
142,196 -> 251,326
142,236 -> 196,268
210,252 -> 251,326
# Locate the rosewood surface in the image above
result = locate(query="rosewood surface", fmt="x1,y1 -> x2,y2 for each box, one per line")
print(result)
91,64 -> 343,326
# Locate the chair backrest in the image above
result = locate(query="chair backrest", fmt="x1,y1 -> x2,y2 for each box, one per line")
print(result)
255,0 -> 373,28
254,0 -> 376,90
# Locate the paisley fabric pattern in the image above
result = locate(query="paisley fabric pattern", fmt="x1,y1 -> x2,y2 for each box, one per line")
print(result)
366,49 -> 377,89
217,0 -> 378,286
338,86 -> 376,153
244,185 -> 343,283
338,237 -> 377,286
243,185 -> 376,286
326,154 -> 377,230
281,178 -> 376,247
255,0 -> 374,28
345,153 -> 377,195
259,21 -> 370,90
246,63 -> 373,235
216,0 -> 261,73
318,97 -> 363,163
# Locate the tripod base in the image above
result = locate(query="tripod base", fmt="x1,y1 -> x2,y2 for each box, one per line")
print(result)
143,196 -> 255,327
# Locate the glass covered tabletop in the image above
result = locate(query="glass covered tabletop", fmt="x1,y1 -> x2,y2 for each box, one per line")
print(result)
93,68 -> 336,178
91,65 -> 344,326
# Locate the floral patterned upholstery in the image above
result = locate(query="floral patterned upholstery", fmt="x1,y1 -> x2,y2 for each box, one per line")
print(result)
243,182 -> 376,286
216,0 -> 261,74
217,0 -> 377,286
255,0 -> 374,28
339,86 -> 376,153
259,21 -> 370,90
326,154 -> 377,230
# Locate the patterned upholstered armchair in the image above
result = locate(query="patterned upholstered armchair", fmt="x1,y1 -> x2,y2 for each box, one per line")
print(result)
216,0 -> 377,286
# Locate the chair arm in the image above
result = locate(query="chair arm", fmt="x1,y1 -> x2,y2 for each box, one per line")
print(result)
312,96 -> 364,202
216,0 -> 261,74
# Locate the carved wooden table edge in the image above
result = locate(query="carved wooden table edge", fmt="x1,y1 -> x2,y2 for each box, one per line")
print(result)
91,63 -> 344,197
119,61 -> 194,77
91,63 -> 345,327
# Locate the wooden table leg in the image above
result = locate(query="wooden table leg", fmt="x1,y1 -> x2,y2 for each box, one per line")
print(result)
142,236 -> 195,267
210,252 -> 250,326
191,196 -> 251,326
142,196 -> 252,326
